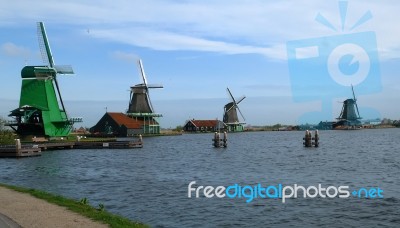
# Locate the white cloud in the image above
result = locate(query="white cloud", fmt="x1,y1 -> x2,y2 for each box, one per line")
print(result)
93,28 -> 286,59
1,42 -> 30,57
111,50 -> 139,63
0,0 -> 399,60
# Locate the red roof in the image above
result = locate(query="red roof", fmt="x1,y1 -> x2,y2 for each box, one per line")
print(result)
190,120 -> 220,128
107,112 -> 142,129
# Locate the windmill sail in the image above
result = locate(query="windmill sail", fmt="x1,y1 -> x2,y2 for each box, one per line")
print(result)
37,22 -> 54,67
37,22 -> 75,114
351,85 -> 361,118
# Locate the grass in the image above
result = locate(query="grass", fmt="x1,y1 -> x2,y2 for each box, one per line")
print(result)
0,183 -> 147,228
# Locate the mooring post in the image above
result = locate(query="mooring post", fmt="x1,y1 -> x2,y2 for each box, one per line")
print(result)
303,130 -> 312,147
314,130 -> 319,147
15,139 -> 21,155
213,132 -> 220,147
223,131 -> 227,147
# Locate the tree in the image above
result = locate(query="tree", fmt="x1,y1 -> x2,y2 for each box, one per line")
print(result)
0,116 -> 5,131
174,125 -> 183,132
0,116 -> 15,145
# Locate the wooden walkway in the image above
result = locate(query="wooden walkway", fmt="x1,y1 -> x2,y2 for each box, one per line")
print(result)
0,140 -> 142,158
0,146 -> 41,158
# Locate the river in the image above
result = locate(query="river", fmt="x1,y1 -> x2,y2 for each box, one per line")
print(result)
1,129 -> 399,227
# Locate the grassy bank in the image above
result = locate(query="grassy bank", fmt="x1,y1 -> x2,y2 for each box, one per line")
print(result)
0,183 -> 147,228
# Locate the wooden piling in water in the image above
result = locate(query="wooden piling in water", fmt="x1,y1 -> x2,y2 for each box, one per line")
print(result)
303,130 -> 320,147
213,131 -> 227,148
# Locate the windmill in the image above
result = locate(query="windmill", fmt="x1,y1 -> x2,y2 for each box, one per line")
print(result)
223,87 -> 246,132
334,85 -> 362,129
127,59 -> 163,134
8,22 -> 82,139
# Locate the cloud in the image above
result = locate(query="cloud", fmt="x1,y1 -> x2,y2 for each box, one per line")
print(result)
111,50 -> 139,62
1,42 -> 30,57
1,0 -> 400,60
93,28 -> 286,59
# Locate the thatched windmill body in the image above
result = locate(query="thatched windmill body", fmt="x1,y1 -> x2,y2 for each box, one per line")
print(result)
127,59 -> 163,134
223,87 -> 246,132
333,85 -> 362,129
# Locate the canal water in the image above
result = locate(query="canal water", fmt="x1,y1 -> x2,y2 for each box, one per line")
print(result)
0,129 -> 399,227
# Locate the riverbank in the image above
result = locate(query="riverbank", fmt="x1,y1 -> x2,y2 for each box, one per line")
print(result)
0,183 -> 146,228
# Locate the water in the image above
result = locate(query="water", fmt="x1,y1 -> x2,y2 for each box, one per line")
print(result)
1,129 -> 399,227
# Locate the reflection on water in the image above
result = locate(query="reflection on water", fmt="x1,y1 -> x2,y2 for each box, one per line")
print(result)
1,129 -> 399,227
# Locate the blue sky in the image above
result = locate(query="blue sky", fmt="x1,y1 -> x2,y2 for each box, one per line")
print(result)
0,0 -> 399,128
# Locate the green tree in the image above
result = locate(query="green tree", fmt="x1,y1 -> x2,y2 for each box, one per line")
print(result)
0,117 -> 15,145
174,125 -> 183,132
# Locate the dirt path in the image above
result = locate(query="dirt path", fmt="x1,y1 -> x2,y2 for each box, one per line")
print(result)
0,186 -> 108,228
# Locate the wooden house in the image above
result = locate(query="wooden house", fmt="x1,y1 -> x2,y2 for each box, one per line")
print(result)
183,119 -> 226,132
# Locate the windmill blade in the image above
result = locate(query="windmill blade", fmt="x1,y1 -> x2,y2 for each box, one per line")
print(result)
225,104 -> 236,114
37,22 -> 55,67
146,90 -> 155,113
236,96 -> 246,105
54,65 -> 74,74
137,59 -> 148,86
351,84 -> 361,118
226,87 -> 236,104
237,106 -> 246,121
147,84 -> 164,88
351,84 -> 357,101
355,103 -> 361,119
53,77 -> 67,115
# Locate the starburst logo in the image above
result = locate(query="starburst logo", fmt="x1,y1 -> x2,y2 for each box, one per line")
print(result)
286,0 -> 381,124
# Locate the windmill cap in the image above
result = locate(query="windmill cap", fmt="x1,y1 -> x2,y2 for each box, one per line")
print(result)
21,66 -> 51,78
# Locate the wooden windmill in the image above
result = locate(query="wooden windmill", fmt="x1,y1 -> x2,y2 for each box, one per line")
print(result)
8,22 -> 82,139
223,87 -> 246,132
333,85 -> 362,129
127,59 -> 163,134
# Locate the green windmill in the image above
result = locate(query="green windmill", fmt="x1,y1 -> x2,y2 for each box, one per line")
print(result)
8,22 -> 82,139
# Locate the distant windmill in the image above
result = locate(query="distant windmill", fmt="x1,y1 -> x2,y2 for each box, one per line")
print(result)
223,87 -> 246,132
8,22 -> 82,139
128,59 -> 163,113
334,85 -> 362,129
127,59 -> 163,134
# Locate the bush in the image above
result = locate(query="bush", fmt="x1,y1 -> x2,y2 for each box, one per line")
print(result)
0,130 -> 15,145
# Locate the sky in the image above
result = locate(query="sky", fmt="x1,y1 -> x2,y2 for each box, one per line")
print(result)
0,0 -> 399,128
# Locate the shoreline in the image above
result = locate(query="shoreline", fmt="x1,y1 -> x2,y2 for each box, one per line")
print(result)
0,183 -> 146,228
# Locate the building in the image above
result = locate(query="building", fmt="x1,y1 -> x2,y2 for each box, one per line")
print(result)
183,119 -> 226,132
316,121 -> 335,130
126,59 -> 163,135
90,112 -> 152,137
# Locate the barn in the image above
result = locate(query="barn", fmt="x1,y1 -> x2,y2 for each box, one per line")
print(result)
183,119 -> 226,132
90,112 -> 147,137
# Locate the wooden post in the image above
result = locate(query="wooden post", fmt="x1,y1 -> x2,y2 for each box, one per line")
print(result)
223,131 -> 227,147
303,130 -> 312,147
15,139 -> 21,155
314,130 -> 319,147
213,132 -> 219,147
